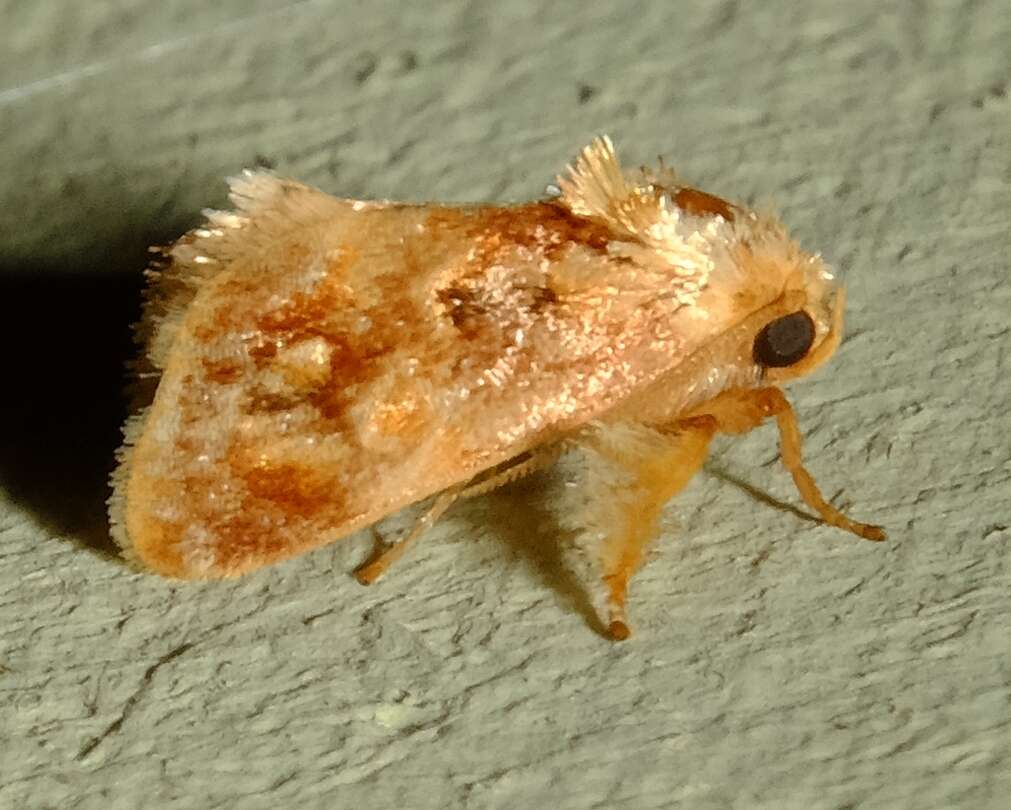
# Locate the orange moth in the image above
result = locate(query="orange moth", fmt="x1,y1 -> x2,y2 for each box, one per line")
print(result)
110,137 -> 884,639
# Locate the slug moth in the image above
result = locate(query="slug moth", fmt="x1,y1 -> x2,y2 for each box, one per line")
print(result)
110,137 -> 884,639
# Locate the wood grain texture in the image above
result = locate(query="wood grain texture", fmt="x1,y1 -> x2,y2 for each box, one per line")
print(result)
1,1 -> 1009,808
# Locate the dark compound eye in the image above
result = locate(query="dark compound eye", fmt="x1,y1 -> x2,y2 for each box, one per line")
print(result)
753,311 -> 816,368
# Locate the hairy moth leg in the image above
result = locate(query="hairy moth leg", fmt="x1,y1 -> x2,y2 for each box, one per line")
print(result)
354,447 -> 562,585
572,418 -> 718,640
695,387 -> 885,541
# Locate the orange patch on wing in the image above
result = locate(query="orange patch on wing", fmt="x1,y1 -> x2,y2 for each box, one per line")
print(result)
426,202 -> 613,264
241,462 -> 334,518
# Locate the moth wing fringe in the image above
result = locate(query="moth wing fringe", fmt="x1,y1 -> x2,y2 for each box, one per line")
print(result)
555,136 -> 677,240
556,136 -> 630,221
141,172 -> 348,371
110,172 -> 348,564
107,407 -> 151,565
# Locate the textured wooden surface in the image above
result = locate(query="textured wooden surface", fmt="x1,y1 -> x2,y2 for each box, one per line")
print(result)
1,2 -> 1009,808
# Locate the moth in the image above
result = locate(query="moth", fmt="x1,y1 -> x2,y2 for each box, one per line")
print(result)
110,137 -> 884,639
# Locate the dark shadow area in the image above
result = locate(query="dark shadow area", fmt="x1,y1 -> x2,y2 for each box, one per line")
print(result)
705,465 -> 821,525
1,157 -> 225,559
0,260 -> 147,557
356,475 -> 610,635
476,474 -> 609,639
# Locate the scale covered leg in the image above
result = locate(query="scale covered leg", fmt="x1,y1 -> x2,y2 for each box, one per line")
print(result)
689,387 -> 885,541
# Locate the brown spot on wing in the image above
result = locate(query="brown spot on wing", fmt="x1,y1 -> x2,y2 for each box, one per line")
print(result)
202,358 -> 244,384
673,187 -> 736,221
435,285 -> 486,338
426,204 -> 589,346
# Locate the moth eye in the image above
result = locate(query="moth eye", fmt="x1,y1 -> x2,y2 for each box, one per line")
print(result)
753,311 -> 816,368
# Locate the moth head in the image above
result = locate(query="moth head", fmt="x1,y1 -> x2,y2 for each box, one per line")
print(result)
742,240 -> 845,385
555,136 -> 846,383
754,287 -> 844,384
661,191 -> 846,390
657,181 -> 845,386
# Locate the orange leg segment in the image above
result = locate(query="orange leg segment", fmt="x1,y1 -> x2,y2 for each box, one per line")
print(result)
692,387 -> 885,541
769,391 -> 885,541
353,488 -> 461,585
586,388 -> 883,641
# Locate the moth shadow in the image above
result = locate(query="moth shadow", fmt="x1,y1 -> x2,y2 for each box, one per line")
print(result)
0,251 -> 159,559
705,465 -> 820,525
468,473 -> 608,638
